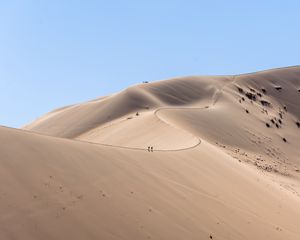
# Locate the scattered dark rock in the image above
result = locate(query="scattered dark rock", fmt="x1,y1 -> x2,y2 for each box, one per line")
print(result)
249,88 -> 256,93
245,109 -> 249,114
237,87 -> 244,93
245,92 -> 256,101
241,97 -> 245,101
209,235 -> 213,239
279,113 -> 283,119
282,137 -> 287,142
266,123 -> 270,128
278,119 -> 282,124
296,121 -> 300,128
260,100 -> 271,107
262,88 -> 267,94
283,106 -> 287,112
275,86 -> 282,91
271,119 -> 275,124
257,92 -> 262,97
275,123 -> 279,128
136,112 -> 139,116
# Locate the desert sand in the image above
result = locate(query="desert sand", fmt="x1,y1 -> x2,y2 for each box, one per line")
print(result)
1,66 -> 300,239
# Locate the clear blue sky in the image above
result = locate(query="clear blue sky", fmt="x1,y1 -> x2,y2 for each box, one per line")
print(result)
1,0 -> 299,127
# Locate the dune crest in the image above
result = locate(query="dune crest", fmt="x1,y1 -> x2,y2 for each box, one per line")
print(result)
1,66 -> 300,239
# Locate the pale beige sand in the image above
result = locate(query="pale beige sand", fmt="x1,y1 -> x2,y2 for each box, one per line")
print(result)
1,66 -> 300,239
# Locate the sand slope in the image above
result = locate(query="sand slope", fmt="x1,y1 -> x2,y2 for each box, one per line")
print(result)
1,66 -> 300,239
1,126 -> 300,240
25,66 -> 300,176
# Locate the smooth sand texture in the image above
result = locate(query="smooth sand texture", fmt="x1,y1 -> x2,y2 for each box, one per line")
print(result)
1,66 -> 300,239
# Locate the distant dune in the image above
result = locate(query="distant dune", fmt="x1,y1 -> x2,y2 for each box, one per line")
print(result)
1,66 -> 300,239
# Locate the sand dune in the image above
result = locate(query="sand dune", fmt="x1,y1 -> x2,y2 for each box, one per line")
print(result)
1,66 -> 300,239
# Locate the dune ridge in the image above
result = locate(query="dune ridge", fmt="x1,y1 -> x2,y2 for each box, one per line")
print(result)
1,66 -> 300,239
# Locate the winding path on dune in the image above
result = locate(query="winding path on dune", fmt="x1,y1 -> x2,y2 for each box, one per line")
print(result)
3,76 -> 237,152
1,104 -> 203,152
74,75 -> 237,151
150,75 -> 237,151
